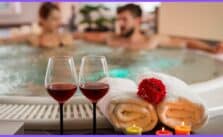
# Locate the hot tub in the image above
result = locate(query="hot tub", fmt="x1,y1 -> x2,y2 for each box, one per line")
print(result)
1,40 -> 223,95
0,40 -> 223,133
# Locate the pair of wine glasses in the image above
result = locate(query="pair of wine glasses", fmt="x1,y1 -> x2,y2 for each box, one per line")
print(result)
45,55 -> 109,135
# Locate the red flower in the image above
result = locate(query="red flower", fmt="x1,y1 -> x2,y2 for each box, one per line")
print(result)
137,78 -> 166,105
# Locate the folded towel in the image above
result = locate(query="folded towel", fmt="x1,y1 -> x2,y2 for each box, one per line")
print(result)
138,72 -> 208,130
98,77 -> 158,132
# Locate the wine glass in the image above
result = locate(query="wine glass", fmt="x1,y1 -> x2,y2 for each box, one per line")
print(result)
79,55 -> 109,134
45,56 -> 77,135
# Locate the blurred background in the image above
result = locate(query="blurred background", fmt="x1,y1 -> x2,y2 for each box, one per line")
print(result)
1,2 -> 223,41
0,2 -> 159,35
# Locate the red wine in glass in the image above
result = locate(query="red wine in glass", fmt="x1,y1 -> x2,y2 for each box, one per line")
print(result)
80,82 -> 109,103
79,55 -> 109,134
47,83 -> 77,103
45,56 -> 77,135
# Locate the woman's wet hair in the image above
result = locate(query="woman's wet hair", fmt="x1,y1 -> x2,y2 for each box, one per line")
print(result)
39,2 -> 60,19
117,4 -> 142,18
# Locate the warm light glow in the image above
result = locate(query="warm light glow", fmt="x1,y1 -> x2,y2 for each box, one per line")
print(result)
175,121 -> 191,135
182,121 -> 185,126
162,127 -> 165,131
156,126 -> 173,135
125,124 -> 142,135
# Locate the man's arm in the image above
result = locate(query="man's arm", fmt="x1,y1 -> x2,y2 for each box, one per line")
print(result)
73,32 -> 109,44
149,35 -> 222,54
186,39 -> 220,53
149,35 -> 187,49
106,34 -> 128,48
215,42 -> 223,53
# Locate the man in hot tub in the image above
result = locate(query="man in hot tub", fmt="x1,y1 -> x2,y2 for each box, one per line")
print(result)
0,2 -> 73,48
77,4 -> 223,53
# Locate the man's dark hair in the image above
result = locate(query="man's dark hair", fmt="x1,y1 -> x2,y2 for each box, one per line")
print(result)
117,4 -> 142,18
39,2 -> 60,19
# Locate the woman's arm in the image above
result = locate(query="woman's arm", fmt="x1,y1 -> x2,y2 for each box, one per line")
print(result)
0,34 -> 30,44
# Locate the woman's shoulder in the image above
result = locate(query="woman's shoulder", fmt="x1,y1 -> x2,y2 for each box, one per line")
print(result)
27,34 -> 41,46
59,32 -> 74,46
59,32 -> 72,39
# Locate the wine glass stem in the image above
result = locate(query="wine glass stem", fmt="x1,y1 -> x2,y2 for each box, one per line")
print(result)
60,103 -> 64,135
93,102 -> 96,134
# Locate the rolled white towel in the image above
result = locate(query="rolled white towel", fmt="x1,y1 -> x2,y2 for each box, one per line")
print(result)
138,72 -> 208,130
98,77 -> 158,132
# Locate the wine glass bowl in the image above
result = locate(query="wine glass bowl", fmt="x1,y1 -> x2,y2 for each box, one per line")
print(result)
80,82 -> 109,103
46,82 -> 77,104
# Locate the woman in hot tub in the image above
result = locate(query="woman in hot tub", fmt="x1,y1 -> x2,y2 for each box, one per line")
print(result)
0,2 -> 73,48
